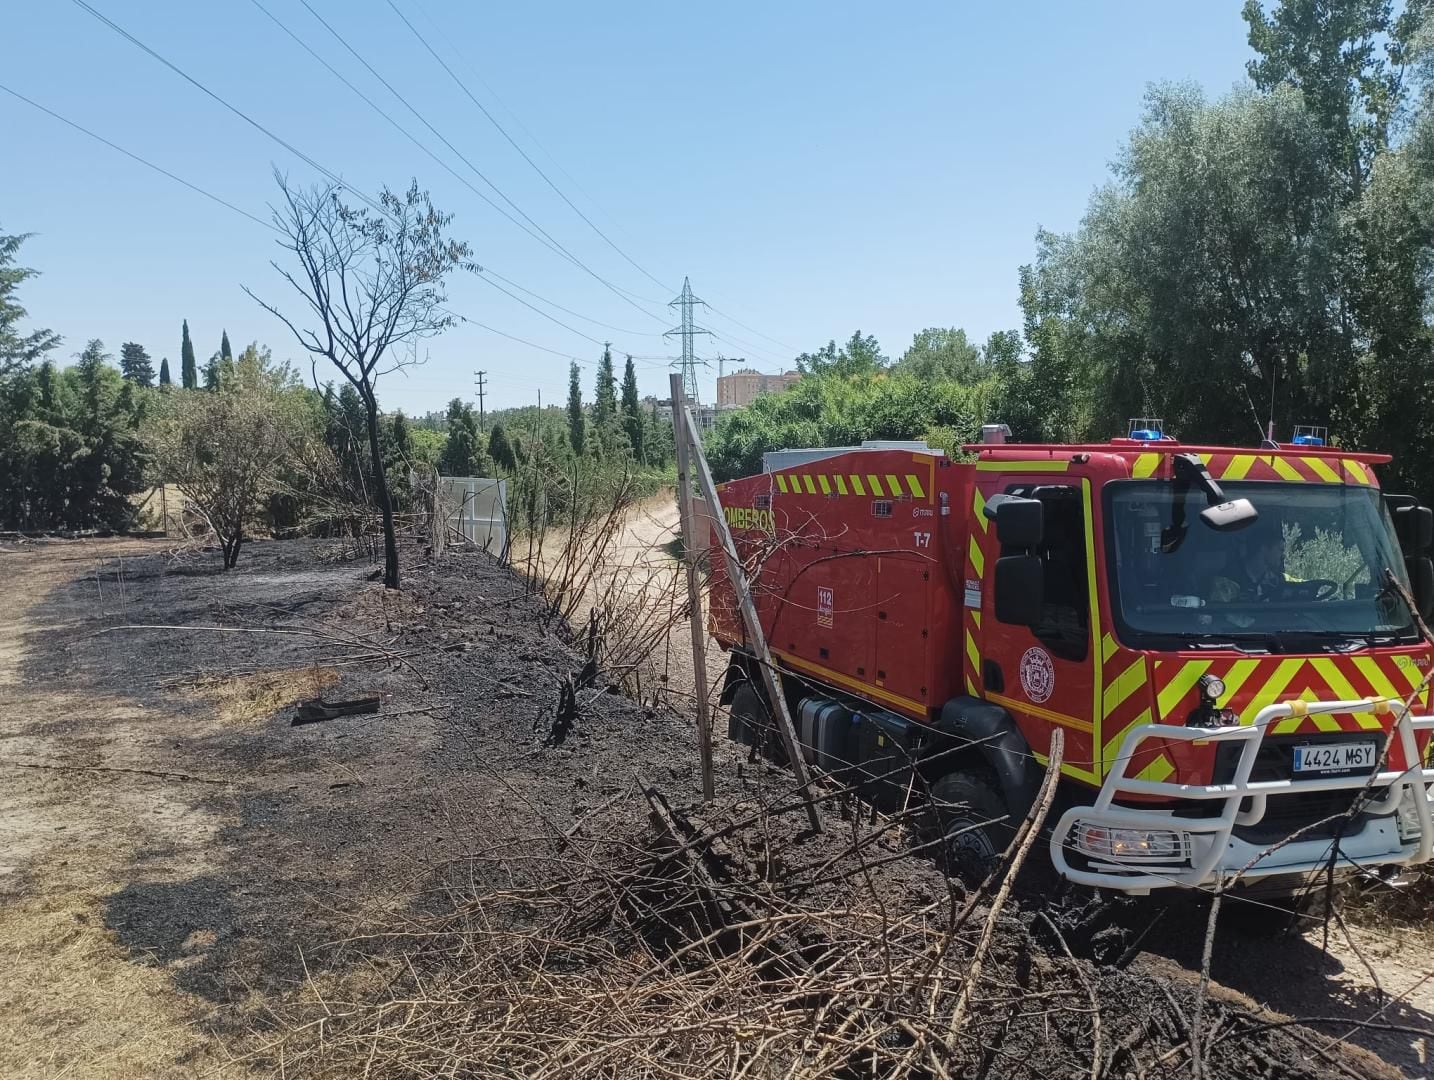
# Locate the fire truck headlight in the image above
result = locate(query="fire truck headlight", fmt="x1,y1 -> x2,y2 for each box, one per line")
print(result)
1074,823 -> 1190,864
1199,673 -> 1226,701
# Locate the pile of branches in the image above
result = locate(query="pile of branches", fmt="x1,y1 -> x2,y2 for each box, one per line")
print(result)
272,770 -> 1352,1080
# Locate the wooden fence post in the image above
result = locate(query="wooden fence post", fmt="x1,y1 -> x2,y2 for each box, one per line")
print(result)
669,375 -> 716,803
676,392 -> 822,834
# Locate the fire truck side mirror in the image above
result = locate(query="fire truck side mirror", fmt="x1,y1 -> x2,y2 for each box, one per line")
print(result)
1391,500 -> 1434,554
994,555 -> 1044,626
985,494 -> 1043,549
1411,557 -> 1434,622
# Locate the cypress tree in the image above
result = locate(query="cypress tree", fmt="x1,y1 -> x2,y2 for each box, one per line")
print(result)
180,319 -> 197,388
220,329 -> 232,362
566,361 -> 585,456
593,344 -> 617,429
620,354 -> 643,462
158,356 -> 172,386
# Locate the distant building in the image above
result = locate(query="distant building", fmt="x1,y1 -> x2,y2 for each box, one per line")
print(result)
717,368 -> 802,409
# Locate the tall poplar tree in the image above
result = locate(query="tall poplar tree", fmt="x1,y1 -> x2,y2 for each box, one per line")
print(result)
158,356 -> 172,386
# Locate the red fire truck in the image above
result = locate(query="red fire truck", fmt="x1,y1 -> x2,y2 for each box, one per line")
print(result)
708,425 -> 1434,894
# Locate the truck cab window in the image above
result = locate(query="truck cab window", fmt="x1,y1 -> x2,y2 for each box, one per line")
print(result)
1004,484 -> 1089,660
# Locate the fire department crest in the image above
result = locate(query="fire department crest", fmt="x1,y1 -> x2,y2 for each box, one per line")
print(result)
1019,647 -> 1055,704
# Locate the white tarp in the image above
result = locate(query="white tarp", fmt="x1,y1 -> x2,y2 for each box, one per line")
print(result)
438,476 -> 508,558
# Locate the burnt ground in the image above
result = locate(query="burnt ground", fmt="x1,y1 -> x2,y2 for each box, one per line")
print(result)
0,535 -> 1430,1077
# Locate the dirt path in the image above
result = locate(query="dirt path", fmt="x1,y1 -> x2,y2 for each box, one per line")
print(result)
0,539 -> 244,1078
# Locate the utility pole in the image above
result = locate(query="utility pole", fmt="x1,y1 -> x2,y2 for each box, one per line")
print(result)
666,276 -> 712,405
474,369 -> 487,431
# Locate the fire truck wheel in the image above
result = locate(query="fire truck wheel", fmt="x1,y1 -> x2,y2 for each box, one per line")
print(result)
728,681 -> 781,761
925,769 -> 1012,882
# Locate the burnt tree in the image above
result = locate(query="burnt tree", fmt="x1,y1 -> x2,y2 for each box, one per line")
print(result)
249,176 -> 470,588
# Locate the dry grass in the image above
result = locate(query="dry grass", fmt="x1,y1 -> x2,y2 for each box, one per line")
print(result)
0,853 -> 233,1080
194,665 -> 340,726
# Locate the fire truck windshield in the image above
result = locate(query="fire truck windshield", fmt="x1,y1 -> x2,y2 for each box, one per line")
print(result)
1106,481 -> 1416,648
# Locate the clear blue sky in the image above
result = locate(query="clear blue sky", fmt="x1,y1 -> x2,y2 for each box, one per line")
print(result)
4,1 -> 1253,415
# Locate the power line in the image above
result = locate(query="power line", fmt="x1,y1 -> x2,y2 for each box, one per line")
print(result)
249,0 -> 660,347
407,0 -> 666,306
0,76 -> 609,382
65,1 -> 654,362
290,0 -> 668,328
0,82 -> 278,234
66,0 -> 387,219
705,301 -> 798,354
384,0 -> 674,296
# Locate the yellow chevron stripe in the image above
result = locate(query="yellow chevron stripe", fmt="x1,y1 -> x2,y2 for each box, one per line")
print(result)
1214,658 -> 1261,707
1311,658 -> 1382,731
1157,660 -> 1210,719
965,629 -> 979,672
802,474 -> 816,495
1222,454 -> 1256,481
966,675 -> 978,696
1136,754 -> 1175,782
1132,453 -> 1160,479
817,474 -> 831,495
1252,658 -> 1308,729
866,475 -> 885,497
1102,633 -> 1118,664
1303,456 -> 1341,483
834,474 -> 848,495
1103,658 -> 1147,719
968,535 -> 985,576
971,611 -> 981,628
905,473 -> 926,499
1103,707 -> 1151,766
850,474 -> 866,496
885,474 -> 902,497
1343,459 -> 1372,485
1270,456 -> 1305,482
775,474 -> 788,493
972,488 -> 988,531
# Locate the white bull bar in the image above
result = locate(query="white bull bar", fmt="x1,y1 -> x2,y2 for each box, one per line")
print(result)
1049,697 -> 1434,892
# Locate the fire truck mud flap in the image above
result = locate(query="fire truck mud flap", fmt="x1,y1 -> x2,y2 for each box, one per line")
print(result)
930,697 -> 1041,823
1048,696 -> 1434,893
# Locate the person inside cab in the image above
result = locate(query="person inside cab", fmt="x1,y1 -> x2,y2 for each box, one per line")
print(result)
1209,526 -> 1286,604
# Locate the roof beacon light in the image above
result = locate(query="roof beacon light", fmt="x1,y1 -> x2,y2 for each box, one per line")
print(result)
1127,417 -> 1165,442
1292,424 -> 1328,447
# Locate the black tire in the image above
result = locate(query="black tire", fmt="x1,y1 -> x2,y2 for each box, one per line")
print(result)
924,767 -> 1013,882
728,679 -> 784,761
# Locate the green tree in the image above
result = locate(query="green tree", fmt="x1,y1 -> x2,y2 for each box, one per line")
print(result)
566,361 -> 585,456
439,397 -> 483,476
1243,0 -> 1425,195
893,328 -> 983,383
158,356 -> 172,387
180,319 -> 197,389
620,354 -> 644,462
593,344 -> 617,434
0,229 -> 60,377
489,421 -> 516,472
220,329 -> 233,362
120,342 -> 155,386
794,331 -> 887,378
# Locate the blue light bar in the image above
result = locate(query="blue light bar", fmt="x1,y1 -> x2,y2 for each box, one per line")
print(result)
1129,428 -> 1164,441
1292,433 -> 1325,446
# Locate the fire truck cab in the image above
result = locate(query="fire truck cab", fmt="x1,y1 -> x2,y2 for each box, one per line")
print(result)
709,426 -> 1434,894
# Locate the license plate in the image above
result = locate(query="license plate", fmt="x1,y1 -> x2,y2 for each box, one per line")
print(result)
1292,742 -> 1376,774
